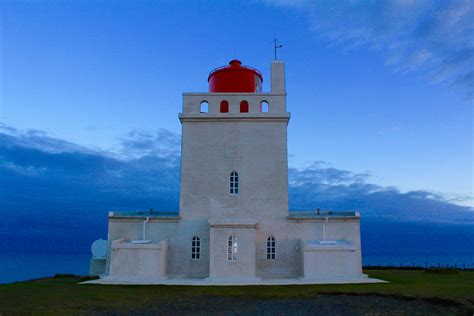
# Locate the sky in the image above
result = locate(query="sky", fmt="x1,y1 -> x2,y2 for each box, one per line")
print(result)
0,0 -> 473,208
0,2 -> 473,278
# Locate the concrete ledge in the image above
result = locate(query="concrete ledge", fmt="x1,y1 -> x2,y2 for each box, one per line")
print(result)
111,239 -> 169,250
108,211 -> 180,222
204,276 -> 262,284
179,113 -> 291,123
182,92 -> 287,97
304,240 -> 356,251
209,218 -> 257,228
288,217 -> 359,223
109,217 -> 180,223
83,275 -> 385,286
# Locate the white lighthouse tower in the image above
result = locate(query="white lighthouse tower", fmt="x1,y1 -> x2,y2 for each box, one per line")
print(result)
89,59 -> 377,285
179,60 -> 290,280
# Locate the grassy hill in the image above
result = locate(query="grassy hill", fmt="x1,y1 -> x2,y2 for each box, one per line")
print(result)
0,269 -> 473,315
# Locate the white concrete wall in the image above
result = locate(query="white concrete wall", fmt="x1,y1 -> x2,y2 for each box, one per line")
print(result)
288,219 -> 363,277
271,61 -> 286,93
303,248 -> 360,278
106,217 -> 363,280
209,225 -> 257,280
255,220 -> 301,278
181,93 -> 286,114
108,219 -> 210,278
109,239 -> 169,277
179,114 -> 290,221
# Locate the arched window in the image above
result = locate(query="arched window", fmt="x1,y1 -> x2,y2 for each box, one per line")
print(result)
227,235 -> 237,261
200,101 -> 209,113
260,100 -> 269,113
192,236 -> 201,260
230,171 -> 239,195
220,100 -> 229,113
240,100 -> 249,113
267,236 -> 276,260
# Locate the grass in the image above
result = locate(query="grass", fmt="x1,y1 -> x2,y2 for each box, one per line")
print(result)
0,270 -> 473,314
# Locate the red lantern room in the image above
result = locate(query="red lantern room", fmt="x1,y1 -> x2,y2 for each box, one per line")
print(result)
208,60 -> 263,93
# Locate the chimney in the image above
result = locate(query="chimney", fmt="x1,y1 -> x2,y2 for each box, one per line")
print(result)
271,61 -> 286,93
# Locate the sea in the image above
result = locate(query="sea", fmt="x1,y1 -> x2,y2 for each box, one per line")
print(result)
1,220 -> 473,284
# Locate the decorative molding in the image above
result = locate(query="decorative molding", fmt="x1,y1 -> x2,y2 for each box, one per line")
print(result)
182,92 -> 287,97
287,217 -> 360,223
109,216 -> 180,223
209,218 -> 258,229
179,113 -> 290,123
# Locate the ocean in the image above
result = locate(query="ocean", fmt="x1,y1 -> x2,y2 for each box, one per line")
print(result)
1,220 -> 473,284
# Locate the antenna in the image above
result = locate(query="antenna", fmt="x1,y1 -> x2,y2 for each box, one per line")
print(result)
273,35 -> 283,60
234,48 -> 237,60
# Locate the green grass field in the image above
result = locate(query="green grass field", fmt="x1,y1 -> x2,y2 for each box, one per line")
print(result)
0,270 -> 473,315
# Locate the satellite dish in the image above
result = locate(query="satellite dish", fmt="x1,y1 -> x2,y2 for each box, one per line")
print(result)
91,239 -> 108,259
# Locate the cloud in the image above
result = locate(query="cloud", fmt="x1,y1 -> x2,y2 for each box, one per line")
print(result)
0,123 -> 97,155
118,128 -> 181,162
289,161 -> 372,186
1,124 -> 472,227
0,124 -> 181,211
0,124 -> 473,255
266,0 -> 474,99
289,165 -> 473,223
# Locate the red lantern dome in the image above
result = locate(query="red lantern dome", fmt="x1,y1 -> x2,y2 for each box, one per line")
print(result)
208,60 -> 263,93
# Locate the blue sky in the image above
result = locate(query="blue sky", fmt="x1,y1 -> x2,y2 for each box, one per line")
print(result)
1,0 -> 473,207
0,1 -> 473,274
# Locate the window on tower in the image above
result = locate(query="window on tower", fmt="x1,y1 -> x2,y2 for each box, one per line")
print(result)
260,100 -> 269,113
200,101 -> 209,113
230,171 -> 239,195
191,235 -> 201,260
220,100 -> 229,113
240,100 -> 249,113
227,235 -> 238,261
267,236 -> 276,260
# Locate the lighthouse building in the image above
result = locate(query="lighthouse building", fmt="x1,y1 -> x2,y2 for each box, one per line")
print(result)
89,60 -> 374,285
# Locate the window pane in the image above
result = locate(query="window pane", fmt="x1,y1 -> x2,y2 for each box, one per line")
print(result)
192,236 -> 201,260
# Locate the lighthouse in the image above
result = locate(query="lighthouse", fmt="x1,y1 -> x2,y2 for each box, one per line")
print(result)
89,59 -> 376,285
179,60 -> 290,280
